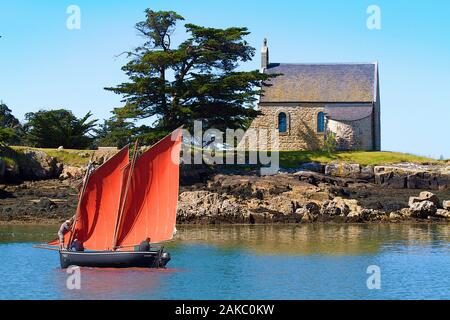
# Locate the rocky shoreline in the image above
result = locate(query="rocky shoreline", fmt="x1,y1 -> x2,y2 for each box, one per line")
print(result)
176,172 -> 450,224
1,170 -> 450,225
1,148 -> 450,225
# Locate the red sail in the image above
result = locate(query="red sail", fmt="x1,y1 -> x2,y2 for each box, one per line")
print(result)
49,147 -> 129,249
116,129 -> 182,246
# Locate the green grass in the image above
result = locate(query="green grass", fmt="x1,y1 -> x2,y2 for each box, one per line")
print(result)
11,146 -> 93,166
4,146 -> 443,170
278,151 -> 439,168
0,155 -> 17,167
1,146 -> 19,168
187,147 -> 440,167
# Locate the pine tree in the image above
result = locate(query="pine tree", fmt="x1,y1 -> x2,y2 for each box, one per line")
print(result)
105,9 -> 276,144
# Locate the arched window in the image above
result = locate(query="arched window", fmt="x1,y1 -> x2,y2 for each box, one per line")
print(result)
278,112 -> 287,133
317,112 -> 325,133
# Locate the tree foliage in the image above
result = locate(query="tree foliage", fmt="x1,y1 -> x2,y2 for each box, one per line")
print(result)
0,127 -> 14,146
105,9 -> 276,144
322,131 -> 337,154
93,107 -> 145,148
0,102 -> 21,145
23,109 -> 97,149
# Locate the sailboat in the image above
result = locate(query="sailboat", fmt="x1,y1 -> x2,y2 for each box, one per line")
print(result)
37,129 -> 182,269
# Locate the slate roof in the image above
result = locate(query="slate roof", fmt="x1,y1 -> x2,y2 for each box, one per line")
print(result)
324,106 -> 373,121
260,63 -> 377,103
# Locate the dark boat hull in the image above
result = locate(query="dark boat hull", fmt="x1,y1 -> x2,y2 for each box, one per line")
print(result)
59,250 -> 171,269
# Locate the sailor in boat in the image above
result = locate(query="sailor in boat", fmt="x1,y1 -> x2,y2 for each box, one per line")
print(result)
138,237 -> 151,251
70,238 -> 84,252
57,218 -> 73,249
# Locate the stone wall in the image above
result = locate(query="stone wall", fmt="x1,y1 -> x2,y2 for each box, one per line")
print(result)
240,103 -> 375,151
327,115 -> 373,151
239,104 -> 325,150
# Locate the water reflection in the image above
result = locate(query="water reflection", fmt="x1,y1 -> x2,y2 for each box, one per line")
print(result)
0,224 -> 58,243
1,223 -> 449,256
53,267 -> 177,300
0,223 -> 449,299
170,224 -> 450,256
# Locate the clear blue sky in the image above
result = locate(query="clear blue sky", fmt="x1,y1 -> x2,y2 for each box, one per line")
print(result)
0,0 -> 449,158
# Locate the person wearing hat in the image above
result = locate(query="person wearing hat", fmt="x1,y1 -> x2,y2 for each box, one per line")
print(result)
58,218 -> 73,249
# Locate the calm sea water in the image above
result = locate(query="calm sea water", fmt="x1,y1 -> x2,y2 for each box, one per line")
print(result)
0,224 -> 449,300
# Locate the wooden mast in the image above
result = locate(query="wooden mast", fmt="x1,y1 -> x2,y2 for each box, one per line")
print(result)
66,153 -> 95,248
112,139 -> 139,250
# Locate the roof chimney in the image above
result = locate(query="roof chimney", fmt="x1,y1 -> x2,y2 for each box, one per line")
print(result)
261,38 -> 269,71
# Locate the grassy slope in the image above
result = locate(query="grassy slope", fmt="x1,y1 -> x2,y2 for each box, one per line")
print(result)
278,151 -> 439,167
9,146 -> 94,166
2,147 -> 442,169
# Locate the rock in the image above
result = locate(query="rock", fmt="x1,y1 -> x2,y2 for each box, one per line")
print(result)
329,186 -> 350,197
346,203 -> 373,221
93,155 -> 105,165
437,175 -> 450,190
407,197 -> 417,207
360,208 -> 384,221
18,150 -> 63,180
443,200 -> 450,210
398,208 -> 412,217
409,200 -> 437,218
321,200 -> 341,216
295,171 -> 352,188
360,166 -> 375,180
419,191 -> 440,206
267,196 -> 296,215
305,202 -> 321,215
337,197 -> 361,216
59,165 -> 85,180
177,191 -> 247,223
436,209 -> 450,218
407,172 -> 439,189
297,162 -> 324,173
320,197 -> 359,216
5,162 -> 20,180
408,191 -> 440,208
301,211 -> 315,222
57,146 -> 64,150
346,211 -> 362,218
36,197 -> 57,212
0,159 -> 5,182
220,199 -> 241,215
325,163 -> 361,179
374,168 -> 406,189
295,202 -> 321,217
389,212 -> 403,220
374,164 -> 450,190
177,191 -> 221,219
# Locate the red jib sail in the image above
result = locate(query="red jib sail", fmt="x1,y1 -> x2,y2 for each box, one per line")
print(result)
49,146 -> 129,250
115,129 -> 182,247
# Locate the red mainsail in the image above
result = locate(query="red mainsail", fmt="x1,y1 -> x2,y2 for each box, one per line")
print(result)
49,146 -> 129,250
115,129 -> 182,247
